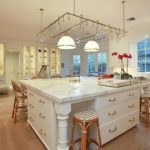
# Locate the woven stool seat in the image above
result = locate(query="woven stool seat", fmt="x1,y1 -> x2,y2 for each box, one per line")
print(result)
74,110 -> 97,121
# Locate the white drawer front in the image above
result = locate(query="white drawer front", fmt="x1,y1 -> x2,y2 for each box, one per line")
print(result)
101,122 -> 118,144
101,111 -> 139,144
98,99 -> 139,124
97,88 -> 140,108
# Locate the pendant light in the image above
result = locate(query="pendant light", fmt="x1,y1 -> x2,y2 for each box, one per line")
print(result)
57,35 -> 76,49
84,40 -> 100,52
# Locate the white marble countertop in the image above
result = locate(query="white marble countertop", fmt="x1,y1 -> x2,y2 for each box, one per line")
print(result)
20,77 -> 150,103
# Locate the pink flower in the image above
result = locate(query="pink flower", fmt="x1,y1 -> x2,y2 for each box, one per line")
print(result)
122,53 -> 128,58
128,54 -> 132,59
118,54 -> 123,59
112,52 -> 118,56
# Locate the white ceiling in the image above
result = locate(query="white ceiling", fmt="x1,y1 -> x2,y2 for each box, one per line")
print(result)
0,0 -> 150,43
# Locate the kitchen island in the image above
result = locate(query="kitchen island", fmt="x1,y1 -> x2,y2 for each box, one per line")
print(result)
20,77 -> 150,150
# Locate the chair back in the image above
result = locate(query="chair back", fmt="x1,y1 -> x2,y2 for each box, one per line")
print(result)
11,80 -> 24,99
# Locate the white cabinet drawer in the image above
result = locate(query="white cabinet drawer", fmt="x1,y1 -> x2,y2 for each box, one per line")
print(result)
116,111 -> 139,135
101,111 -> 139,144
98,99 -> 139,124
101,122 -> 118,144
97,88 -> 140,108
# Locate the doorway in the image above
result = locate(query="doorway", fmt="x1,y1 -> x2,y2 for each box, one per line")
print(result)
5,51 -> 20,86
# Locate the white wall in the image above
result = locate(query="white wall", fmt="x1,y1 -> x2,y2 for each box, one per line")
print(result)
109,35 -> 130,73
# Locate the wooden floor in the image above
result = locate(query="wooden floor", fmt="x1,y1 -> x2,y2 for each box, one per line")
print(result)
0,94 -> 150,150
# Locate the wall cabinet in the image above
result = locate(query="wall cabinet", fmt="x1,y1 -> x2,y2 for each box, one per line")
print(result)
49,49 -> 61,75
21,47 -> 61,79
0,44 -> 5,81
22,46 -> 36,78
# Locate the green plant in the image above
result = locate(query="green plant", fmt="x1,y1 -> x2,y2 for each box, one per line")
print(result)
121,68 -> 132,79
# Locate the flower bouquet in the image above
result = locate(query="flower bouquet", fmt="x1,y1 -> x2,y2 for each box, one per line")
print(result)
112,52 -> 132,80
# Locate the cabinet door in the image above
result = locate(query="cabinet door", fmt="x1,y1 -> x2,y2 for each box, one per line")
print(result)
49,48 -> 61,75
30,47 -> 36,76
0,44 -> 4,80
37,48 -> 43,72
43,48 -> 49,65
23,46 -> 30,75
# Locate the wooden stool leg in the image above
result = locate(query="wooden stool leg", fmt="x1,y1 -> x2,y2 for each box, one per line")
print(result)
14,108 -> 17,123
70,119 -> 75,150
12,97 -> 16,118
146,102 -> 149,127
96,120 -> 102,149
81,122 -> 87,150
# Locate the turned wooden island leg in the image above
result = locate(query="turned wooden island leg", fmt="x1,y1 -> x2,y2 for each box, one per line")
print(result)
55,103 -> 71,150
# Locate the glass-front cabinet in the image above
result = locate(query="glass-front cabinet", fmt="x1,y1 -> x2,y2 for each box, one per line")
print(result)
37,48 -> 49,72
49,49 -> 61,75
0,44 -> 4,80
22,46 -> 36,78
21,47 -> 61,79
30,47 -> 36,75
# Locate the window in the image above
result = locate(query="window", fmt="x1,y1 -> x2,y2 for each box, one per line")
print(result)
87,54 -> 96,73
73,55 -> 80,74
87,52 -> 107,75
137,39 -> 150,72
98,52 -> 107,75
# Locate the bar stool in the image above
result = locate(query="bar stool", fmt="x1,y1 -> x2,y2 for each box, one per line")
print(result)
70,110 -> 102,150
12,80 -> 28,123
140,94 -> 150,127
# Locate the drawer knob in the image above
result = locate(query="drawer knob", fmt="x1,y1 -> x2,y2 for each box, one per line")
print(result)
39,129 -> 46,136
108,110 -> 117,116
108,127 -> 117,133
128,104 -> 135,108
108,98 -> 116,102
29,104 -> 34,108
29,117 -> 34,122
39,129 -> 43,135
129,118 -> 135,123
129,93 -> 134,96
29,93 -> 33,96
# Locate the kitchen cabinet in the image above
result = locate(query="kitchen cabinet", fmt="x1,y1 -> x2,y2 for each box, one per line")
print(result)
0,44 -> 5,81
21,47 -> 61,79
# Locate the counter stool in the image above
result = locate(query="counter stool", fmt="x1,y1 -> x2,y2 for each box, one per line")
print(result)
12,80 -> 28,123
140,94 -> 150,127
70,110 -> 102,150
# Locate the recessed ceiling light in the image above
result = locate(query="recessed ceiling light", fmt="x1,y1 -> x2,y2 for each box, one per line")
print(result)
145,35 -> 148,38
127,17 -> 136,21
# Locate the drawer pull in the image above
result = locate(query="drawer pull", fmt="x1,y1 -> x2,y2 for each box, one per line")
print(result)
129,93 -> 134,96
39,129 -> 43,135
129,118 -> 135,123
39,113 -> 46,119
108,127 -> 117,133
108,98 -> 116,102
39,129 -> 46,136
108,110 -> 117,116
29,104 -> 34,108
29,117 -> 34,122
29,93 -> 33,96
39,99 -> 46,104
128,104 -> 135,108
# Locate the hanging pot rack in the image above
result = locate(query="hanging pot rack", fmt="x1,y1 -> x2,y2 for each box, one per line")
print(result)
37,12 -> 127,41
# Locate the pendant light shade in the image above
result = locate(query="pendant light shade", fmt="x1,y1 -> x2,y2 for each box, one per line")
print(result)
57,36 -> 76,49
84,40 -> 100,52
